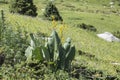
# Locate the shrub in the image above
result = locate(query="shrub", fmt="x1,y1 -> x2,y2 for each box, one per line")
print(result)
77,23 -> 97,32
43,1 -> 63,21
9,0 -> 37,17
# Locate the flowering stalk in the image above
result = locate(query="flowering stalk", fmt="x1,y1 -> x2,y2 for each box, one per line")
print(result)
59,22 -> 66,43
51,15 -> 57,29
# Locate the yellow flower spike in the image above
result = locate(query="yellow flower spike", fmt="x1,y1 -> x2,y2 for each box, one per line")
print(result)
52,20 -> 56,28
59,22 -> 66,43
51,15 -> 57,30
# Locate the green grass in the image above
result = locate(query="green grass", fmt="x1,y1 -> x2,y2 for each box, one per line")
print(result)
1,0 -> 120,77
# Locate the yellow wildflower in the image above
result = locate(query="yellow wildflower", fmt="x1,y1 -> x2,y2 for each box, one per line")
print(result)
59,22 -> 66,43
51,15 -> 57,29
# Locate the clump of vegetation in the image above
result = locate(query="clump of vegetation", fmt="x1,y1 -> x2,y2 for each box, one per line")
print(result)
0,10 -> 29,66
113,31 -> 120,39
0,12 -> 76,79
43,1 -> 63,21
0,61 -> 77,79
9,0 -> 37,17
25,30 -> 76,71
78,50 -> 95,59
72,64 -> 118,80
77,23 -> 97,32
3,27 -> 29,65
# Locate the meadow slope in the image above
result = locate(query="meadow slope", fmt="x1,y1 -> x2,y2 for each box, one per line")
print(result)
0,0 -> 120,78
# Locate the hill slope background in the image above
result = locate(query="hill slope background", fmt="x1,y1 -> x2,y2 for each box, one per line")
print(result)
0,0 -> 120,79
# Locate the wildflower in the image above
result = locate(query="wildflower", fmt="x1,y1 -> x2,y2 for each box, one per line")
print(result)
59,22 -> 66,42
51,15 -> 57,29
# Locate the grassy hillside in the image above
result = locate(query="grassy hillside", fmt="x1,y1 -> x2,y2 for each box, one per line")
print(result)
0,0 -> 120,79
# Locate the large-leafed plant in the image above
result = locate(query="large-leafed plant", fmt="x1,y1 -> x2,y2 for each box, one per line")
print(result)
25,30 -> 76,71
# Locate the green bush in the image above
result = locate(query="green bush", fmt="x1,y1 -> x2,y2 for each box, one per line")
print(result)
9,0 -> 37,17
43,1 -> 63,21
77,23 -> 97,32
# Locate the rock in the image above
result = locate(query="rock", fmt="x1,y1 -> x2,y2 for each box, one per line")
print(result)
97,32 -> 120,42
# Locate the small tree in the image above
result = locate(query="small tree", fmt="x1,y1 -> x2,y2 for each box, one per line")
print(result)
44,1 -> 63,21
10,0 -> 37,17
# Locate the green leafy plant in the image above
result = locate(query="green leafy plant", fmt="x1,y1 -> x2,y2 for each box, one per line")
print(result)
9,0 -> 37,17
25,30 -> 75,71
43,1 -> 63,21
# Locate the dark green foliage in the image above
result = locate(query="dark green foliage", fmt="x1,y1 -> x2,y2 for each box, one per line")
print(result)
106,75 -> 117,80
0,10 -> 5,43
77,23 -> 97,32
0,61 -> 77,80
44,2 -> 63,21
113,31 -> 120,39
78,50 -> 95,59
9,0 -> 37,17
0,10 -> 5,67
71,63 -> 119,80
0,54 -> 5,66
3,26 -> 29,66
0,10 -> 29,66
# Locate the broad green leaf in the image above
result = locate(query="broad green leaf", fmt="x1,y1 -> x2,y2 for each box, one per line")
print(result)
52,30 -> 61,61
32,47 -> 44,61
42,46 -> 50,61
25,46 -> 33,62
30,33 -> 35,47
65,45 -> 75,61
